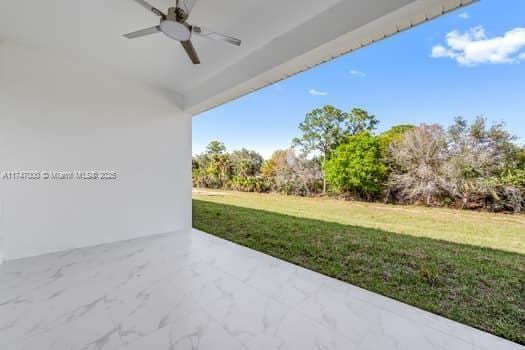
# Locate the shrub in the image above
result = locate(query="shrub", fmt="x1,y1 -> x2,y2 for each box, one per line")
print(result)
324,132 -> 387,199
231,176 -> 271,193
483,169 -> 525,213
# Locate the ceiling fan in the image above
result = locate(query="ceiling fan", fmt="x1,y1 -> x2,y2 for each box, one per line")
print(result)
123,0 -> 242,64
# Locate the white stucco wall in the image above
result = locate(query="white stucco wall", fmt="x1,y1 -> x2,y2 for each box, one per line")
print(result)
0,44 -> 192,260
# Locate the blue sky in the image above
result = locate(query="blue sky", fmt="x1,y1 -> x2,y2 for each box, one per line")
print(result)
193,0 -> 525,159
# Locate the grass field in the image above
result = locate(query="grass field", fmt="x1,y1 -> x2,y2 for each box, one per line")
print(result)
192,189 -> 525,344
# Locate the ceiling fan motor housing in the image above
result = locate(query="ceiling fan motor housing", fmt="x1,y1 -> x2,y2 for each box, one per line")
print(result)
166,7 -> 188,22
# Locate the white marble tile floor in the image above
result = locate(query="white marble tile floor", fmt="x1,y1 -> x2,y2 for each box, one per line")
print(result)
0,229 -> 522,350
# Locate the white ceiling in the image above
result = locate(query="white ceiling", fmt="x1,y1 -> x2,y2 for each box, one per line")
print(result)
0,0 -> 475,114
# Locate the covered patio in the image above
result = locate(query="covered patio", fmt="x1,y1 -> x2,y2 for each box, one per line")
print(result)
1,229 -> 520,349
3,0 -> 522,349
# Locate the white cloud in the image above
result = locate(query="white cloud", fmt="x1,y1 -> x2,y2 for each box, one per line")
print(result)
458,12 -> 470,19
308,89 -> 328,96
350,69 -> 366,77
431,26 -> 525,66
519,52 -> 525,60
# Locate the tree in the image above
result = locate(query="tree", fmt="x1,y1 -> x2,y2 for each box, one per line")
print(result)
205,154 -> 231,188
388,124 -> 448,206
192,141 -> 232,188
230,148 -> 264,177
260,158 -> 277,179
323,132 -> 387,199
378,125 -> 415,150
517,147 -> 525,169
445,116 -> 521,209
292,106 -> 348,160
292,105 -> 378,192
192,156 -> 207,187
206,140 -> 226,155
264,149 -> 322,196
347,108 -> 379,135
378,124 -> 415,169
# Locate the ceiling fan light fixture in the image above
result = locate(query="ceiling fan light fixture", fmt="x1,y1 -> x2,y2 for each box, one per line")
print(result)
160,20 -> 191,41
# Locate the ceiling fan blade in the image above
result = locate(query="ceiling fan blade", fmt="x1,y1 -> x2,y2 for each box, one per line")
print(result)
180,40 -> 200,64
191,26 -> 241,46
123,26 -> 161,39
131,0 -> 165,17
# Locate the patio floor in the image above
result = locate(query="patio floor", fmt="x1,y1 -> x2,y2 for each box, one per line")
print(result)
0,229 -> 522,350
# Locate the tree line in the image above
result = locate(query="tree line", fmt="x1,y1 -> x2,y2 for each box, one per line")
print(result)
193,105 -> 525,213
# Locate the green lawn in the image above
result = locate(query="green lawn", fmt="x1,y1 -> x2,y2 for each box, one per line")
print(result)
192,190 -> 525,344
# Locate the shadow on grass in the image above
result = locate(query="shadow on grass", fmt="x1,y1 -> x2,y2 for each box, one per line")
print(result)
192,199 -> 525,345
